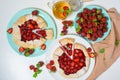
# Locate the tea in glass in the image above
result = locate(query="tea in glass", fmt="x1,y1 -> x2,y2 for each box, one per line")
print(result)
52,1 -> 71,20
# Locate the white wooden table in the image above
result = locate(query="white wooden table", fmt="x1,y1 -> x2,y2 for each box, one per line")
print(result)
0,0 -> 120,80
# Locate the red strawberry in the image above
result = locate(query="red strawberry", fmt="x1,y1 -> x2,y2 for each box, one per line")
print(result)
39,61 -> 44,67
50,66 -> 57,72
103,27 -> 107,32
63,11 -> 67,17
32,10 -> 39,15
81,32 -> 86,37
34,68 -> 38,72
79,62 -> 83,66
62,21 -> 67,25
67,21 -> 73,26
83,8 -> 88,13
71,62 -> 75,67
76,19 -> 80,24
101,17 -> 107,23
79,52 -> 83,57
88,52 -> 95,58
27,24 -> 34,29
46,63 -> 51,69
77,13 -> 82,17
7,28 -> 13,34
87,47 -> 92,53
29,65 -> 35,70
19,47 -> 25,53
29,49 -> 34,54
74,58 -> 79,62
50,60 -> 54,65
87,33 -> 91,39
41,44 -> 46,50
62,26 -> 68,30
63,6 -> 69,10
92,8 -> 97,13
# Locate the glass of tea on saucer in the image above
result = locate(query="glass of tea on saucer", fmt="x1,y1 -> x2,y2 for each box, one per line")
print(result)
48,0 -> 83,20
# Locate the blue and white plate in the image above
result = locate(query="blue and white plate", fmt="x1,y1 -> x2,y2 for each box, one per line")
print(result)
74,5 -> 111,43
7,8 -> 57,57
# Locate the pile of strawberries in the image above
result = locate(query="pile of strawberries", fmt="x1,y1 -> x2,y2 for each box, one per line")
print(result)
46,60 -> 57,72
58,48 -> 86,75
29,61 -> 44,78
76,8 -> 108,41
61,20 -> 73,35
87,47 -> 95,58
19,47 -> 35,57
18,19 -> 47,42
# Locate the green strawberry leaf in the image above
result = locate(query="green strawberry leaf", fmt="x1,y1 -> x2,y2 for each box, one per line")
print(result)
99,48 -> 105,53
37,69 -> 42,74
66,9 -> 71,14
60,33 -> 64,36
60,9 -> 64,13
33,72 -> 37,78
36,63 -> 40,68
76,25 -> 81,32
80,18 -> 84,23
87,29 -> 93,34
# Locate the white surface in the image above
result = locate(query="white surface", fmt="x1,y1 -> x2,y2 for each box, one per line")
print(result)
0,0 -> 120,80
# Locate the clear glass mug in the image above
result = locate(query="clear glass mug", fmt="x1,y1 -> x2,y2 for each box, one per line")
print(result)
48,0 -> 83,20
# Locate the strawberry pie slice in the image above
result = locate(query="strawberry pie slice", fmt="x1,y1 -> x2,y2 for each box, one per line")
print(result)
59,38 -> 75,57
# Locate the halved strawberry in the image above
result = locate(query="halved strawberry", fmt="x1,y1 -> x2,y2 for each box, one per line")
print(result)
74,58 -> 79,62
88,52 -> 95,58
50,66 -> 57,72
27,23 -> 34,29
41,44 -> 46,50
7,28 -> 13,34
46,63 -> 51,69
63,11 -> 67,17
19,47 -> 25,53
79,62 -> 83,66
86,33 -> 91,39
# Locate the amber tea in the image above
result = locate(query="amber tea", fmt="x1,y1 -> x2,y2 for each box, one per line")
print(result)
52,1 -> 71,20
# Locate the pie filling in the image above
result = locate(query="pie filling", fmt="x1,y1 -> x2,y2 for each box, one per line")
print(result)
58,45 -> 86,75
18,19 -> 46,42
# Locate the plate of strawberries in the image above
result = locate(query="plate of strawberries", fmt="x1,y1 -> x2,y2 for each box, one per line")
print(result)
45,35 -> 95,80
7,8 -> 57,57
74,5 -> 111,43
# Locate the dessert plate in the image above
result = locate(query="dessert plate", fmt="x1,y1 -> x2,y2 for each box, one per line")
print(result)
46,35 -> 95,80
7,8 -> 57,57
74,5 -> 111,43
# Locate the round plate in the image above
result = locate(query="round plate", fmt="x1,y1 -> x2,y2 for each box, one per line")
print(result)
74,5 -> 111,43
46,35 -> 95,80
7,8 -> 57,57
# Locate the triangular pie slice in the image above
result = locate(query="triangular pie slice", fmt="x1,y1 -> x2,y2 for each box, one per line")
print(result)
59,38 -> 75,56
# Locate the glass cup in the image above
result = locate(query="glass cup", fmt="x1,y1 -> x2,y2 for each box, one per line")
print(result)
48,0 -> 83,20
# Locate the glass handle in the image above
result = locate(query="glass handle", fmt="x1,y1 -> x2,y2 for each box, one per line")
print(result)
68,0 -> 83,11
47,1 -> 54,9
